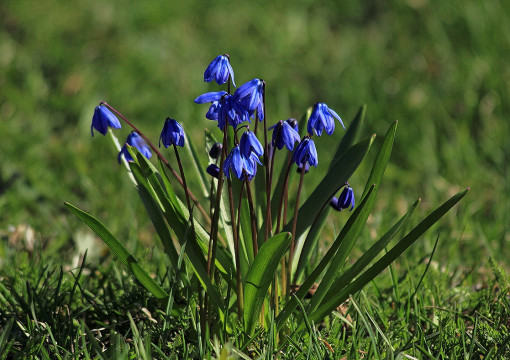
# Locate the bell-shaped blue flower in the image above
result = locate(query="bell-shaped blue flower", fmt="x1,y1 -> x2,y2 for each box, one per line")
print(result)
269,120 -> 301,151
234,79 -> 265,120
330,184 -> 355,211
218,95 -> 250,129
204,54 -> 235,87
292,137 -> 318,167
239,131 -> 264,158
118,131 -> 152,163
223,145 -> 259,181
195,91 -> 249,129
159,118 -> 185,148
307,102 -> 344,136
91,105 -> 121,136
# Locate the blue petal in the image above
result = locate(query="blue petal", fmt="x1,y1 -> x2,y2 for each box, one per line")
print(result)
194,91 -> 227,104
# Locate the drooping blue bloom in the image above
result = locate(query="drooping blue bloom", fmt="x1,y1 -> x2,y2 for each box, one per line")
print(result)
204,54 -> 235,87
223,145 -> 260,181
209,143 -> 223,159
159,118 -> 185,148
218,95 -> 250,129
239,131 -> 264,158
206,164 -> 220,179
330,184 -> 355,211
91,105 -> 121,136
269,120 -> 301,151
195,91 -> 249,129
118,131 -> 152,163
234,78 -> 265,120
292,137 -> 318,167
307,102 -> 344,136
243,152 -> 262,181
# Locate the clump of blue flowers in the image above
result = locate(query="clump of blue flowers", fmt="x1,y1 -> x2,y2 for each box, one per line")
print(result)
76,52 -> 469,348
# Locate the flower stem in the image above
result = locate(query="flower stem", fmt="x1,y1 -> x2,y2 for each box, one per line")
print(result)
207,124 -> 228,277
173,144 -> 192,212
227,177 -> 243,317
262,81 -> 272,243
244,178 -> 258,256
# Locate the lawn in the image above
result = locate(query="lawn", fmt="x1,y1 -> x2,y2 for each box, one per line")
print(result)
1,0 -> 509,358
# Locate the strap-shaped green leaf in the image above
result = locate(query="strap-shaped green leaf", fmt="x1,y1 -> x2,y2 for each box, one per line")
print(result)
307,188 -> 470,326
308,120 -> 397,313
64,202 -> 168,300
294,105 -> 367,281
275,185 -> 376,329
243,232 -> 291,335
319,198 -> 421,308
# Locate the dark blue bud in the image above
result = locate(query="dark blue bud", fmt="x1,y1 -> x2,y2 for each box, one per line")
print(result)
206,164 -> 220,179
209,143 -> 223,159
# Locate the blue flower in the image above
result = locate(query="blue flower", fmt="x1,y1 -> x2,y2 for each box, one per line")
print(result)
239,131 -> 264,158
234,79 -> 264,120
206,164 -> 220,179
223,145 -> 259,180
204,54 -> 235,87
292,137 -> 318,167
218,95 -> 250,129
269,120 -> 301,151
307,103 -> 344,136
330,185 -> 355,211
91,105 -> 121,136
195,91 -> 249,129
118,132 -> 152,163
159,118 -> 185,148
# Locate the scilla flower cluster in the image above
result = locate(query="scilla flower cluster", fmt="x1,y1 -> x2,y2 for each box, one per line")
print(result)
89,54 -> 357,322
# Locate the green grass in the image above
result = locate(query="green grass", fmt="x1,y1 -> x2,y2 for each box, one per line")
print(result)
1,0 -> 509,357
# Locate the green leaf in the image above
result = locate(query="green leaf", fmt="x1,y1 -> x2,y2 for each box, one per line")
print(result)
319,198 -> 420,308
64,202 -> 168,300
275,185 -> 375,329
361,120 -> 397,200
184,131 -> 210,197
129,161 -> 179,269
307,188 -> 470,325
308,120 -> 398,313
294,105 -> 367,281
243,232 -> 291,335
282,135 -> 375,239
328,105 -> 366,171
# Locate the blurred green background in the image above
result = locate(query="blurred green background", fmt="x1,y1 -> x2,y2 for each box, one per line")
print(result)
1,0 -> 509,268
